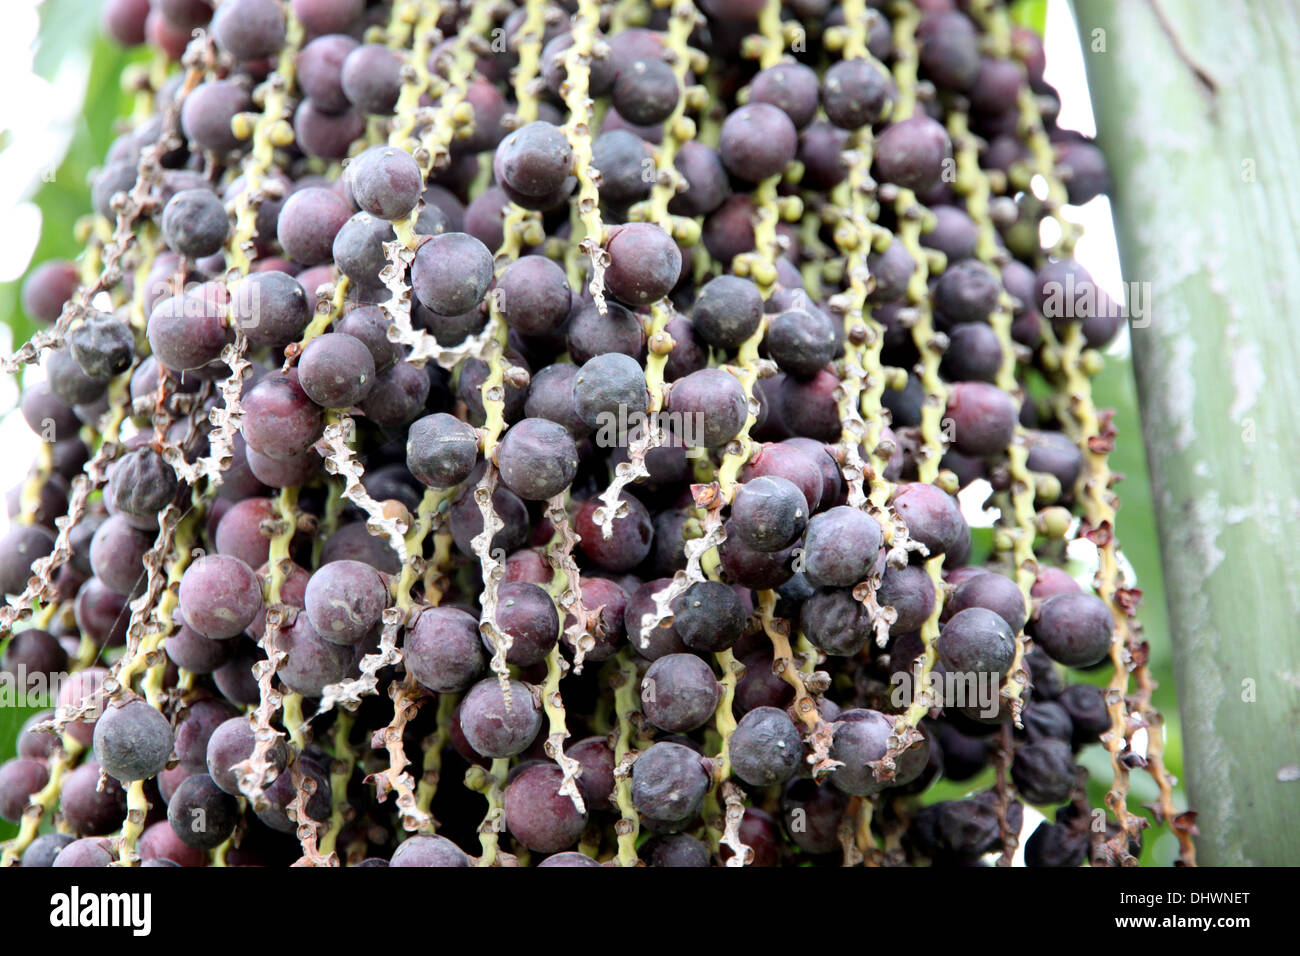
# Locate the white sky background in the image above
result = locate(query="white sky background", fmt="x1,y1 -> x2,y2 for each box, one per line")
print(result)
0,0 -> 94,528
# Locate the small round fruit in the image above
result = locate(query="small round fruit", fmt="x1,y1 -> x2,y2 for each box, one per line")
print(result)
93,700 -> 174,782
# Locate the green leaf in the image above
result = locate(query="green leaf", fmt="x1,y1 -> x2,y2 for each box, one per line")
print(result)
0,27 -> 146,383
967,525 -> 995,566
1010,0 -> 1049,36
0,703 -> 43,842
33,0 -> 105,80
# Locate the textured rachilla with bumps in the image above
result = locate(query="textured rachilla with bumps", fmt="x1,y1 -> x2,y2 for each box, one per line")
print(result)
0,0 -> 1193,868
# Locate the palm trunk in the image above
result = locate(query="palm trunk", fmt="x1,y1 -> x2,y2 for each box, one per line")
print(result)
1074,0 -> 1300,865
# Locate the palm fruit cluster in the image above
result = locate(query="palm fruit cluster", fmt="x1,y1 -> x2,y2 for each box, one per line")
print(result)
0,0 -> 1194,868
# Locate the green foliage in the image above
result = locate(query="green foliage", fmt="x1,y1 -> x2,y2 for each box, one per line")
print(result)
0,6 -> 148,377
1010,0 -> 1049,36
0,703 -> 41,842
0,0 -> 139,843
